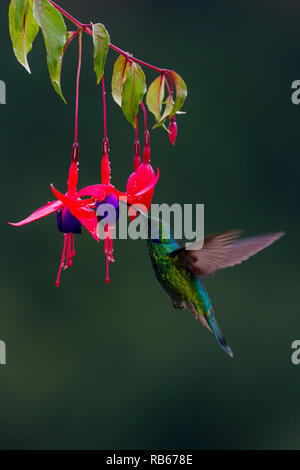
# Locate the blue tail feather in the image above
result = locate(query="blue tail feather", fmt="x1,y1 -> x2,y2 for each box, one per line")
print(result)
205,311 -> 233,358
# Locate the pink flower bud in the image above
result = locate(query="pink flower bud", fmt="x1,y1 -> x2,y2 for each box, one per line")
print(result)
169,117 -> 177,146
143,130 -> 151,163
134,140 -> 141,171
143,145 -> 150,163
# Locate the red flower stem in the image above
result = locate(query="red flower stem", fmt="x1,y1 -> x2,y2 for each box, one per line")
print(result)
74,31 -> 82,144
140,102 -> 148,132
49,0 -> 170,75
63,30 -> 79,54
102,77 -> 108,139
49,1 -> 82,29
141,102 -> 150,163
101,77 -> 110,184
109,44 -> 164,74
163,72 -> 173,95
135,115 -> 138,140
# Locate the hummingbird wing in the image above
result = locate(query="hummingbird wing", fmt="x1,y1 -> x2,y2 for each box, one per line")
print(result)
170,230 -> 284,278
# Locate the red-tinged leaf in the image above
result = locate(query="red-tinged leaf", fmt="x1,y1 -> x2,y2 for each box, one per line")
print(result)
121,62 -> 147,128
9,0 -> 39,73
146,75 -> 165,121
63,31 -> 77,55
14,0 -> 26,29
169,70 -> 187,117
152,95 -> 174,130
50,185 -> 99,241
8,199 -> 62,226
92,22 -> 110,84
33,0 -> 67,102
111,54 -> 131,106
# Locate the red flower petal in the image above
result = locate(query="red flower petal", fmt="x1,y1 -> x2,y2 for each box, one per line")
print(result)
51,185 -> 99,241
77,184 -> 126,200
126,172 -> 138,221
67,160 -> 79,196
8,200 -> 63,227
134,164 -> 157,210
126,172 -> 138,195
129,168 -> 160,201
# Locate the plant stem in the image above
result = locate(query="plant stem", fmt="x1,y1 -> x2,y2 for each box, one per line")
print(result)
140,102 -> 148,131
49,0 -> 171,75
102,77 -> 107,139
63,30 -> 80,54
135,115 -> 138,141
164,72 -> 174,95
74,31 -> 82,144
49,1 -> 83,29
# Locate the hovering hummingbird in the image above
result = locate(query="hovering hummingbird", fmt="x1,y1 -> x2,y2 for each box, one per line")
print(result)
143,213 -> 284,358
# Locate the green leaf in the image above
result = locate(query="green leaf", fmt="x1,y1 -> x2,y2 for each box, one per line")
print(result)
146,75 -> 165,122
152,95 -> 174,130
111,54 -> 131,107
169,71 -> 187,117
9,0 -> 39,74
33,0 -> 67,102
14,0 -> 26,29
121,62 -> 147,128
92,23 -> 110,84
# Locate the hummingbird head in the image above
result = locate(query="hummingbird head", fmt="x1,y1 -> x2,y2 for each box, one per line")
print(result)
136,210 -> 173,244
149,217 -> 173,244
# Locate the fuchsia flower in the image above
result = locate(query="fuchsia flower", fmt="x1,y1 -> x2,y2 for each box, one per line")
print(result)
127,105 -> 157,221
9,141 -> 159,286
136,130 -> 156,212
9,144 -> 98,286
126,139 -> 141,196
76,136 -> 160,283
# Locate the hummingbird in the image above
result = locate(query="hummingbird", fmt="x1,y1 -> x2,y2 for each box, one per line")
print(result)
143,214 -> 284,358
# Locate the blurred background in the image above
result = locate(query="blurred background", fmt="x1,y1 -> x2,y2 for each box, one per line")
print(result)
0,0 -> 299,450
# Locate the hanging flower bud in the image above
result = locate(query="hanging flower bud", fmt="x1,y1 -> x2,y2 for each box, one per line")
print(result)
101,137 -> 111,185
168,116 -> 177,146
136,130 -> 155,211
143,130 -> 151,163
127,140 -> 141,193
127,139 -> 141,220
134,139 -> 141,171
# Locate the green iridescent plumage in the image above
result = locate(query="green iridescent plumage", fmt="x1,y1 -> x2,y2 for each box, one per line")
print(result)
145,214 -> 284,358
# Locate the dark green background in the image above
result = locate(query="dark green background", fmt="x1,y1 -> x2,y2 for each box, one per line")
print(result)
0,0 -> 299,449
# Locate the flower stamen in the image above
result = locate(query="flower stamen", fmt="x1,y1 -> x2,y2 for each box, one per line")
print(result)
56,234 -> 68,287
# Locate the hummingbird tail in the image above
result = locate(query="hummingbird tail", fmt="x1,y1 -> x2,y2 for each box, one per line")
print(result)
205,310 -> 234,358
185,301 -> 233,358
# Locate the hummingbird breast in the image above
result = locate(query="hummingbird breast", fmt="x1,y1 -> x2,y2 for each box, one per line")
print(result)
147,240 -> 212,316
